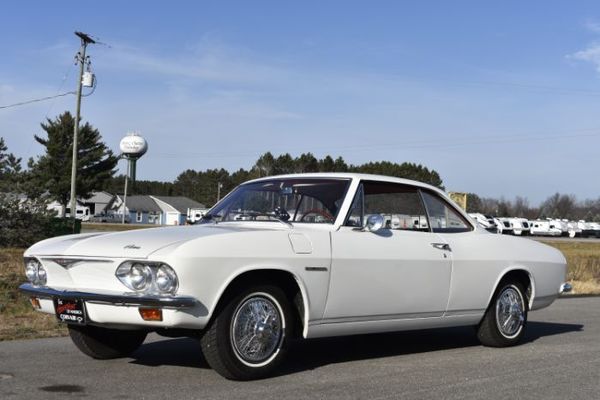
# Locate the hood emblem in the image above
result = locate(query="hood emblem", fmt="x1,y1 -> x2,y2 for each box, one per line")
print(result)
124,244 -> 141,250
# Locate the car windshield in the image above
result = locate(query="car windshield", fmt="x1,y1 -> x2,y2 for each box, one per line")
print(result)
204,178 -> 351,224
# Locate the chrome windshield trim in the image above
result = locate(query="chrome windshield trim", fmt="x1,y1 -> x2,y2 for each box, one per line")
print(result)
19,283 -> 196,308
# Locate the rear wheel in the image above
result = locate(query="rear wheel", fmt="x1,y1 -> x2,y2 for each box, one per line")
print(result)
477,280 -> 528,347
200,285 -> 292,380
68,325 -> 147,359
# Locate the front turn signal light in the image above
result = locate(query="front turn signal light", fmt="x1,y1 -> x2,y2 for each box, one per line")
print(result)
139,308 -> 163,321
29,297 -> 41,309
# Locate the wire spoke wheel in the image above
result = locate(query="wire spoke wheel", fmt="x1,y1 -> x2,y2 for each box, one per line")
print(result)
231,294 -> 284,366
495,285 -> 525,339
200,285 -> 293,380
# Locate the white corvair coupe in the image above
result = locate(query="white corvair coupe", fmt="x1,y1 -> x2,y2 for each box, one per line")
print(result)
20,173 -> 570,380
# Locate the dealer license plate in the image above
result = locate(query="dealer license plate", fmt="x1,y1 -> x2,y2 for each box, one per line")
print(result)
54,298 -> 87,325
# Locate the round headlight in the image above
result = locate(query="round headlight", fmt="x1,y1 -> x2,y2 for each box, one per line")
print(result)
36,265 -> 47,286
25,260 -> 39,283
156,264 -> 178,294
130,263 -> 152,291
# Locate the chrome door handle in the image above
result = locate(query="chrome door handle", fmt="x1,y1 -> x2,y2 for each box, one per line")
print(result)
431,243 -> 451,251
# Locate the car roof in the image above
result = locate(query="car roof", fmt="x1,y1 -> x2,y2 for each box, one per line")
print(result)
245,172 -> 444,194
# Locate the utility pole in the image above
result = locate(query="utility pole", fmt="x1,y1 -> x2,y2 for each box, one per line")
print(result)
217,182 -> 223,202
69,31 -> 96,224
122,160 -> 129,224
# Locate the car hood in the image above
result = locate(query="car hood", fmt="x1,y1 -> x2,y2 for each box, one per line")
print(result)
25,224 -> 252,259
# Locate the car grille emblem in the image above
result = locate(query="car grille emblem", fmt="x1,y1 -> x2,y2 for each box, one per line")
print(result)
124,244 -> 141,249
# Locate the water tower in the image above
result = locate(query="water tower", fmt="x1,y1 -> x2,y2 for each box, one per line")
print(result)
119,133 -> 148,223
119,132 -> 148,181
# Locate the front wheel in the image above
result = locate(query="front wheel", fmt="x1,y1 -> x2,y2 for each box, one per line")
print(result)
477,281 -> 528,347
68,325 -> 147,359
200,285 -> 293,380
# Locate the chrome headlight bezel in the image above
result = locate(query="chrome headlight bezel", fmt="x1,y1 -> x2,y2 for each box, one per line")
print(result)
116,261 -> 179,295
24,258 -> 47,286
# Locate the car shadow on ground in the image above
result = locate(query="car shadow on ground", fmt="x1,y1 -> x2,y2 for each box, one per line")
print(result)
128,321 -> 583,375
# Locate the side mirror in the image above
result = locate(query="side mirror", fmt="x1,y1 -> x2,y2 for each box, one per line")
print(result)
365,214 -> 385,232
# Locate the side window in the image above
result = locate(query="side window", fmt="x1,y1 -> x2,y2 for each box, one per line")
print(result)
346,185 -> 364,227
421,191 -> 472,233
345,181 -> 429,231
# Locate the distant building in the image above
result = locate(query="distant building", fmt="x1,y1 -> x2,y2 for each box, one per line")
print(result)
81,191 -> 114,215
112,195 -> 206,225
151,196 -> 207,225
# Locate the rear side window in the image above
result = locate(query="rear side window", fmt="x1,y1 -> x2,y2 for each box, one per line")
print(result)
421,191 -> 472,233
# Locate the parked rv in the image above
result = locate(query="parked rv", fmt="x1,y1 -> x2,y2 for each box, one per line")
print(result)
494,217 -> 513,235
509,218 -> 530,236
468,213 -> 497,233
581,221 -> 600,238
47,204 -> 91,221
529,220 -> 562,236
548,219 -> 569,237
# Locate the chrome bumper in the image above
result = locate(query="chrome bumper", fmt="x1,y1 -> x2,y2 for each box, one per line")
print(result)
559,282 -> 572,294
19,283 -> 197,309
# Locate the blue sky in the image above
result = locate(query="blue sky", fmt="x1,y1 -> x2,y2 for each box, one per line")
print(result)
2,1 -> 600,203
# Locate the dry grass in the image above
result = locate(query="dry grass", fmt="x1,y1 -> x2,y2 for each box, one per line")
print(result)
0,248 -> 66,341
540,241 -> 600,295
81,222 -> 152,232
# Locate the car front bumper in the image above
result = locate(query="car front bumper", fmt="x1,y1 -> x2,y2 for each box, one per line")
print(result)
19,283 -> 197,308
19,283 -> 209,329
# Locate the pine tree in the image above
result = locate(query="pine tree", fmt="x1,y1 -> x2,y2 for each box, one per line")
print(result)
0,137 -> 23,192
28,112 -> 118,214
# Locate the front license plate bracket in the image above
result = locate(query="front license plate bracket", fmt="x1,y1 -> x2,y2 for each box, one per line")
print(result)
54,298 -> 87,325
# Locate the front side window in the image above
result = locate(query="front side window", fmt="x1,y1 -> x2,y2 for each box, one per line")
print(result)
136,212 -> 143,223
421,191 -> 472,233
345,181 -> 429,231
206,178 -> 350,224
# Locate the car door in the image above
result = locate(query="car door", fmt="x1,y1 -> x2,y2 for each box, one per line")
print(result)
418,190 -> 493,315
323,181 -> 452,321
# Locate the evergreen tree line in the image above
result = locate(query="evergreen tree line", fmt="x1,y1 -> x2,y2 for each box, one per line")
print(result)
104,153 -> 444,207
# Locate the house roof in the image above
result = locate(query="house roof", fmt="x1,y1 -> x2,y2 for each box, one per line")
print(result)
152,196 -> 205,213
82,191 -> 114,203
124,195 -> 162,213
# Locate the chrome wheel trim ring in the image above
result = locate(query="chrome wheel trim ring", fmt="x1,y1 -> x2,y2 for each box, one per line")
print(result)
495,285 -> 526,339
230,292 -> 285,368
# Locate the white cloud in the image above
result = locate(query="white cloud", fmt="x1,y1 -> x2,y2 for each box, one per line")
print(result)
567,43 -> 600,73
97,39 -> 289,85
584,20 -> 600,33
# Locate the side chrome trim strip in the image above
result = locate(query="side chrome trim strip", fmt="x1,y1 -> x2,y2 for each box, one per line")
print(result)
19,283 -> 197,309
309,311 -> 443,326
443,309 -> 486,317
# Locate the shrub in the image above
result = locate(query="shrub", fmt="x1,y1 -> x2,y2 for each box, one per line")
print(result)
0,194 -> 80,248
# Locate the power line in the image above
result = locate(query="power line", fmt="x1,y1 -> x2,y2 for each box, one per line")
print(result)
0,91 -> 75,110
45,63 -> 77,118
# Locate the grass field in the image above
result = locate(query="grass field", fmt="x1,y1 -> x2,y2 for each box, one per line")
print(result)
0,248 -> 66,341
1,240 -> 598,341
540,240 -> 600,295
81,222 -> 152,232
